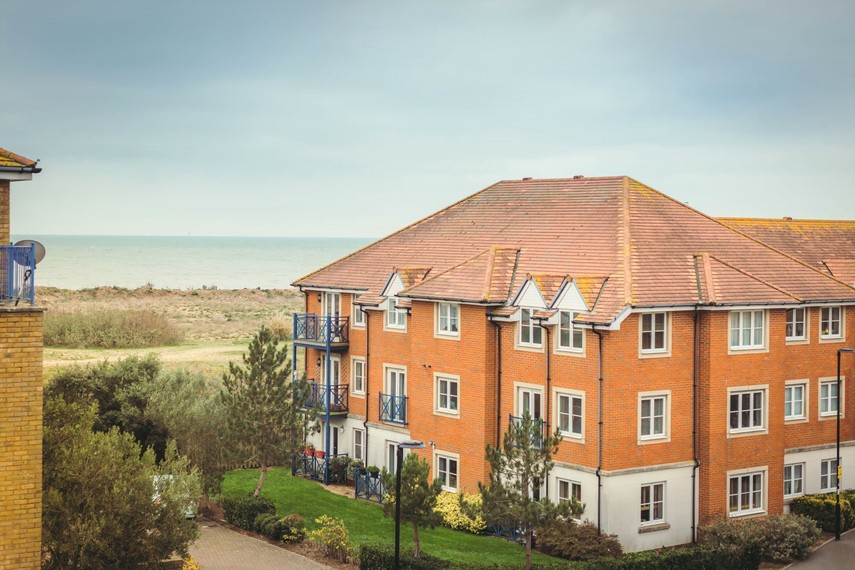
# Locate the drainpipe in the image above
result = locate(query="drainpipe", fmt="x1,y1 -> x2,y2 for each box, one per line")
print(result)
361,306 -> 371,463
592,325 -> 604,532
490,317 -> 503,447
692,306 -> 700,542
324,315 -> 331,484
538,320 -> 552,498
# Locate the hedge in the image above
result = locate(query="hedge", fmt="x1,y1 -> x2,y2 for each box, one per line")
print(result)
221,495 -> 276,530
790,491 -> 855,533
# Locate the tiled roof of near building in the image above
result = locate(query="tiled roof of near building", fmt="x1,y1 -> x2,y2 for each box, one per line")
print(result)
294,177 -> 855,324
0,147 -> 40,170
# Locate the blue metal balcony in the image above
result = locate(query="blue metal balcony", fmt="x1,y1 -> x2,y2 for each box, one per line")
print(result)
379,393 -> 407,425
305,381 -> 349,416
0,244 -> 36,306
508,414 -> 545,448
292,313 -> 349,351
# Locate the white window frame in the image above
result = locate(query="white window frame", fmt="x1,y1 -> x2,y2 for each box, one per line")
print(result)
557,478 -> 582,510
518,308 -> 543,348
436,302 -> 460,338
640,482 -> 665,525
516,383 -> 544,420
386,441 -> 398,473
351,357 -> 366,396
351,297 -> 366,328
323,292 -> 342,316
434,451 -> 459,491
728,386 -> 767,435
639,312 -> 669,356
784,381 -> 807,422
820,306 -> 844,341
434,373 -> 460,416
730,310 -> 767,351
783,463 -> 804,498
638,391 -> 670,443
555,390 -> 584,440
385,297 -> 406,331
785,308 -> 807,342
727,467 -> 767,517
820,458 -> 839,492
557,310 -> 584,353
819,378 -> 844,419
353,428 -> 365,462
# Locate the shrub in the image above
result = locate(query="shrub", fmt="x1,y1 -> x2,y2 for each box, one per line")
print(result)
359,543 -> 451,569
44,308 -> 184,348
182,557 -> 202,570
281,514 -> 307,543
221,495 -> 276,530
434,491 -> 487,534
536,519 -> 622,561
309,515 -> 353,563
330,455 -> 355,484
791,492 -> 855,533
574,543 -> 760,570
700,514 -> 820,563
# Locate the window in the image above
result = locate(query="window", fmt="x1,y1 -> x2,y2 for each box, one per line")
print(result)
386,298 -> 406,329
518,387 -> 543,419
556,393 -> 583,438
820,380 -> 839,417
387,442 -> 397,473
436,454 -> 459,490
437,303 -> 460,337
352,299 -> 365,327
729,471 -> 764,516
519,308 -> 542,347
786,308 -> 806,341
557,479 -> 582,506
821,459 -> 839,491
436,375 -> 459,415
640,483 -> 665,524
640,312 -> 667,353
353,429 -> 364,462
323,292 -> 341,316
820,306 -> 842,339
783,463 -> 803,497
731,310 -> 766,350
640,394 -> 668,440
558,311 -> 584,352
784,383 -> 806,420
729,389 -> 765,433
352,358 -> 365,395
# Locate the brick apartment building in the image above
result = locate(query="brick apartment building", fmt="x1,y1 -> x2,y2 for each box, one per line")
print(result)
0,148 -> 44,569
292,176 -> 855,551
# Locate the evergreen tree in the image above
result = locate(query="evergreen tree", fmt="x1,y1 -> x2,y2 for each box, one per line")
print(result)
381,453 -> 444,559
479,413 -> 583,570
221,326 -> 314,496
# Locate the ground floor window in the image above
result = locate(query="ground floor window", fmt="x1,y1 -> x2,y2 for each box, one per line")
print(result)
557,478 -> 582,505
821,459 -> 838,491
783,463 -> 803,497
729,471 -> 764,516
640,483 -> 664,524
353,429 -> 364,462
436,454 -> 459,490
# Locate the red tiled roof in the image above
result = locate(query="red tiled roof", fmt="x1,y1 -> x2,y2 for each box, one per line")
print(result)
0,147 -> 38,168
294,177 -> 855,323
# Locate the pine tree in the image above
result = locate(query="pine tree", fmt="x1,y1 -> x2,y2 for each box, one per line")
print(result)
381,452 -> 444,558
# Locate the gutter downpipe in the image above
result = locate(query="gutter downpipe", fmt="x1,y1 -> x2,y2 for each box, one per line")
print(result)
324,315 -> 331,484
361,307 -> 371,463
538,321 -> 552,498
592,325 -> 604,532
490,318 -> 503,447
692,306 -> 700,543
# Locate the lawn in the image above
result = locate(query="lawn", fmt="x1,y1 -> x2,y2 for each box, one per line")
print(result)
221,468 -> 562,567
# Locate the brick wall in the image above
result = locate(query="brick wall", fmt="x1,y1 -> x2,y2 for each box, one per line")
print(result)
0,308 -> 44,570
0,180 -> 10,244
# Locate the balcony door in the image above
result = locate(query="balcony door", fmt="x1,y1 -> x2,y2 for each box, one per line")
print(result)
323,355 -> 341,388
518,387 -> 543,420
323,292 -> 341,316
385,368 -> 406,423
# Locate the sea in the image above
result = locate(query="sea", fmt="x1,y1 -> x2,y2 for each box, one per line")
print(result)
11,235 -> 374,290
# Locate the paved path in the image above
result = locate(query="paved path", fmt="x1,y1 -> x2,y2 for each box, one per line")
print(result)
788,528 -> 855,569
190,518 -> 331,570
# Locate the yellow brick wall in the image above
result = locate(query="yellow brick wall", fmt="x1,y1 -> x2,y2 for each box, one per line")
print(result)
0,308 -> 44,570
0,180 -> 10,245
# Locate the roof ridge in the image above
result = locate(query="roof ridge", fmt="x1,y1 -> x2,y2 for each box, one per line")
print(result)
292,180 -> 504,285
707,254 -> 801,302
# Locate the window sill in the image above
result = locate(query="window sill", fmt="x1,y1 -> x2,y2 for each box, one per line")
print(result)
638,522 -> 670,533
555,347 -> 585,358
727,428 -> 768,439
434,332 -> 460,341
433,410 -> 460,419
515,343 -> 545,353
728,346 -> 769,355
819,336 -> 845,344
728,510 -> 766,519
785,338 -> 808,345
351,392 -> 365,399
559,432 -> 584,443
819,413 -> 844,421
638,436 -> 670,445
638,349 -> 671,360
784,417 -> 808,425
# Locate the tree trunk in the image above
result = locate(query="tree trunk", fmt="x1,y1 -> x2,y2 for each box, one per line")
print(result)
253,463 -> 267,497
413,521 -> 421,559
525,527 -> 532,570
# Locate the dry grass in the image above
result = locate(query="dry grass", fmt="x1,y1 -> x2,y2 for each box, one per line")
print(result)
45,308 -> 184,348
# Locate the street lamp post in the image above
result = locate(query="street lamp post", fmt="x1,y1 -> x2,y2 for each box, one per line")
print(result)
394,440 -> 425,570
836,348 -> 854,541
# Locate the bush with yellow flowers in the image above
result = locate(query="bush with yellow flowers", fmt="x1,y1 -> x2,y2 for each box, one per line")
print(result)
433,491 -> 487,534
308,515 -> 353,563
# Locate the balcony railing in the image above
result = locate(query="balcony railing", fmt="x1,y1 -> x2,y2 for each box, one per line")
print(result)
306,381 -> 349,415
508,414 -> 545,448
293,313 -> 349,348
354,468 -> 386,503
292,451 -> 350,482
379,393 -> 407,424
0,244 -> 36,306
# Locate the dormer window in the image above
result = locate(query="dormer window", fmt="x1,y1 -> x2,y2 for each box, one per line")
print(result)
519,308 -> 543,347
386,297 -> 406,329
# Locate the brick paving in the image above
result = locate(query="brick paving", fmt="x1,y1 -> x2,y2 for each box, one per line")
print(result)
189,518 -> 331,570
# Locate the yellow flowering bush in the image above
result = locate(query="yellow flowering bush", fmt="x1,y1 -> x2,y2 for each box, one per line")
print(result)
308,515 -> 353,563
433,491 -> 487,534
182,557 -> 202,570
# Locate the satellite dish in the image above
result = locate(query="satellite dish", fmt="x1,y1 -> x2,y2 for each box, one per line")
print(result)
13,240 -> 46,265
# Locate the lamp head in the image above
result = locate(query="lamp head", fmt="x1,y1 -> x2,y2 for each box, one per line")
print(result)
398,440 -> 426,450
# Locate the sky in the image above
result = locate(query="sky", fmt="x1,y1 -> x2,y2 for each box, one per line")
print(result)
2,0 -> 854,238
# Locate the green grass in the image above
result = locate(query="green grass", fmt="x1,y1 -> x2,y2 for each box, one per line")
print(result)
221,468 -> 561,567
